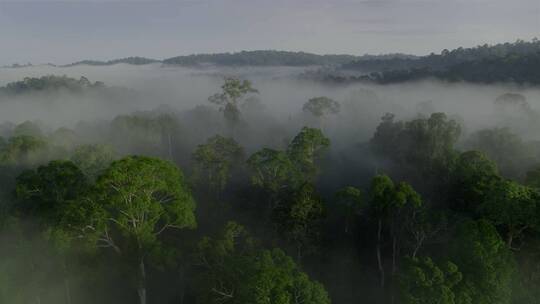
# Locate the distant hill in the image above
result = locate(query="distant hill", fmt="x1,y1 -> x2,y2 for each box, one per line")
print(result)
341,39 -> 540,73
64,56 -> 160,67
303,51 -> 540,85
372,51 -> 540,84
62,51 -> 417,68
162,50 -> 417,67
298,39 -> 540,85
0,75 -> 106,95
32,39 -> 540,85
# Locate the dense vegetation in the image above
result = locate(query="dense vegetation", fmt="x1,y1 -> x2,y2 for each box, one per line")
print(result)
1,74 -> 540,304
58,52 -> 416,68
342,39 -> 540,72
162,50 -> 363,67
0,76 -> 105,95
304,39 -> 540,85
369,51 -> 540,84
65,57 -> 160,67
49,39 -> 540,85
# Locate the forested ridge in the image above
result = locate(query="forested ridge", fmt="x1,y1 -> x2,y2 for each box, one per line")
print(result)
52,40 -> 540,85
309,39 -> 540,85
162,51 -> 416,67
0,74 -> 540,304
343,39 -> 540,72
63,57 -> 161,67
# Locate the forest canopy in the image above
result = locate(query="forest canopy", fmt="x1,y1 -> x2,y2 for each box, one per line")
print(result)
1,39 -> 540,304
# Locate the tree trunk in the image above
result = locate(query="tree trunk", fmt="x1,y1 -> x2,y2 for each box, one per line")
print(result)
64,277 -> 72,304
392,236 -> 397,276
507,231 -> 514,249
63,260 -> 72,304
412,243 -> 420,259
31,259 -> 42,304
296,243 -> 303,266
178,264 -> 186,304
376,219 -> 385,288
390,234 -> 398,304
167,133 -> 173,160
138,260 -> 147,304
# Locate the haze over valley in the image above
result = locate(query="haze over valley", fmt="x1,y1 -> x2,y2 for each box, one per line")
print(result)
1,1 -> 540,304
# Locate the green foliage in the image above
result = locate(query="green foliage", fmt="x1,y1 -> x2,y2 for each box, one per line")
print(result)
247,148 -> 301,193
110,113 -> 180,156
334,186 -> 364,233
13,121 -> 44,138
192,135 -> 244,192
345,39 -> 540,72
0,135 -> 48,165
15,160 -> 89,223
465,127 -> 533,178
512,239 -> 540,304
90,156 -> 197,251
478,180 -> 540,248
371,113 -> 460,177
66,57 -> 160,67
194,222 -> 330,304
0,219 -> 65,304
49,127 -> 79,151
525,164 -> 540,188
287,127 -> 330,180
303,97 -> 340,117
341,39 -> 540,84
209,77 -> 258,123
370,113 -> 404,156
273,183 -> 325,261
402,113 -> 460,172
335,186 -> 363,210
70,144 -> 116,180
369,174 -> 398,215
163,49 -> 360,66
449,151 -> 501,213
0,75 -> 104,94
399,256 -> 463,304
368,174 -> 423,288
46,156 -> 198,304
368,175 -> 422,217
451,220 -> 515,304
247,127 -> 329,196
1,59 -> 539,304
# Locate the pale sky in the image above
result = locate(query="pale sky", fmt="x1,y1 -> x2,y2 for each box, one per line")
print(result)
0,0 -> 538,65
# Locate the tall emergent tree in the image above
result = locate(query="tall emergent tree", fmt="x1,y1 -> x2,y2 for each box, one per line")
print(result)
303,96 -> 340,129
194,222 -> 330,304
15,160 -> 90,304
209,77 -> 258,124
273,183 -> 325,263
334,186 -> 363,234
451,220 -> 515,304
0,135 -> 48,166
247,148 -> 300,195
368,174 -> 422,289
371,112 -> 461,179
478,180 -> 539,249
67,156 -> 196,304
192,135 -> 244,194
16,160 -> 89,220
247,127 -> 329,211
287,127 -> 330,181
70,144 -> 116,181
449,150 -> 501,213
399,256 -> 463,304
